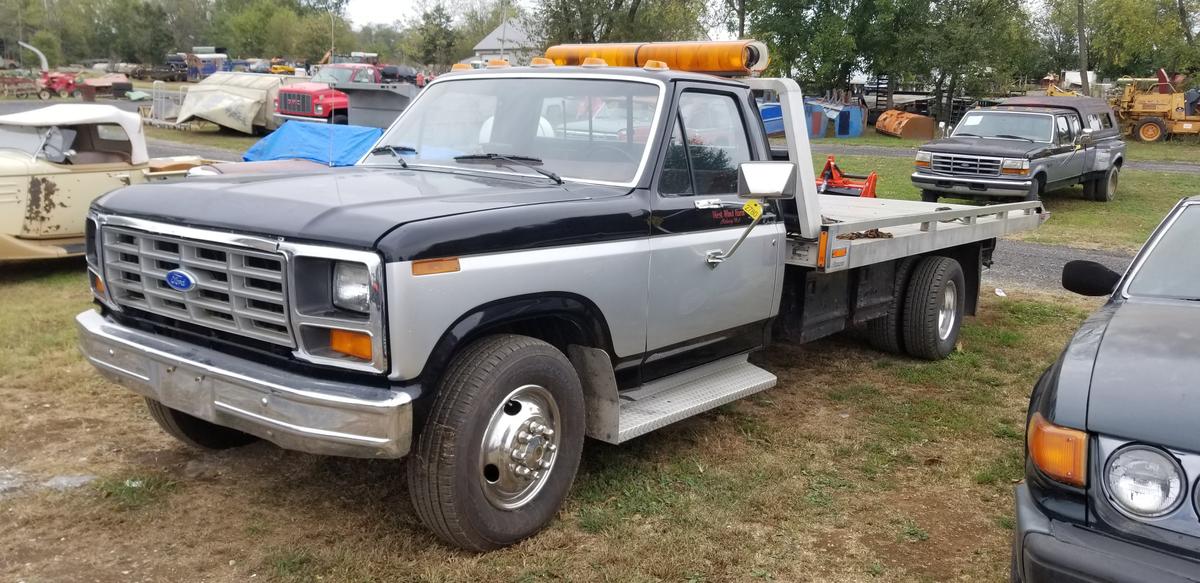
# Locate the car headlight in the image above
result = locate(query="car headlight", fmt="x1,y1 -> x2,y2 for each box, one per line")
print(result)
332,261 -> 371,313
1105,445 -> 1185,518
1001,158 -> 1030,175
915,150 -> 931,165
315,104 -> 324,115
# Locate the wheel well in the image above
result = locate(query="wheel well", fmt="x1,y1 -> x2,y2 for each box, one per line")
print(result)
418,294 -> 614,389
1113,156 -> 1123,169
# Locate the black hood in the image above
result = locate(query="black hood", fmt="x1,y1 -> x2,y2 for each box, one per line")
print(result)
94,166 -> 628,248
921,136 -> 1048,158
1087,299 -> 1200,451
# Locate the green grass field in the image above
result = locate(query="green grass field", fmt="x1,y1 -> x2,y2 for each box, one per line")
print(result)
0,258 -> 1097,581
145,124 -> 260,153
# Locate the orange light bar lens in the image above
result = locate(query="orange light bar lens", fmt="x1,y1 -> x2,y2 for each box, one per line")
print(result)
1027,412 -> 1088,487
530,57 -> 554,67
642,59 -> 669,71
412,257 -> 461,276
450,63 -> 472,71
330,329 -> 373,361
545,41 -> 768,75
486,59 -> 510,69
582,57 -> 608,67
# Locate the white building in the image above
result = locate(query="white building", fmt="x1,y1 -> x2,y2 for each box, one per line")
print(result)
469,19 -> 539,66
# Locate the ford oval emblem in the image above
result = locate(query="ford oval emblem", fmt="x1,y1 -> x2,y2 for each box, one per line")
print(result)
164,269 -> 197,292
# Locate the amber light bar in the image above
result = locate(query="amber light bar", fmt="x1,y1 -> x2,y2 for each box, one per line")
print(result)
545,40 -> 770,76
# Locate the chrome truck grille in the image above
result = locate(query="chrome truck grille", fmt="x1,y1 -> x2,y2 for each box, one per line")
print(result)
277,91 -> 312,115
100,227 -> 294,347
930,153 -> 1001,177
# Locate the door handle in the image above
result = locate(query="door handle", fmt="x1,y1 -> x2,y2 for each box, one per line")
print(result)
694,198 -> 732,209
115,173 -> 131,185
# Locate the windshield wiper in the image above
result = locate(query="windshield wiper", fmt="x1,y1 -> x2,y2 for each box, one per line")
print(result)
368,145 -> 418,167
454,153 -> 563,185
994,134 -> 1034,142
955,132 -> 979,138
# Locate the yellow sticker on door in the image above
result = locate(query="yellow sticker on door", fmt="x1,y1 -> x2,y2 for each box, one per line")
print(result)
742,200 -> 763,220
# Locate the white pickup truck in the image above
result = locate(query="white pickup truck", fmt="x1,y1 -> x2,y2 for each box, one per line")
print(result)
76,41 -> 1044,551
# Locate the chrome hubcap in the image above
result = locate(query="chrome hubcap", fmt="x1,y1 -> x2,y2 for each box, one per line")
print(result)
1108,170 -> 1118,197
479,384 -> 560,510
938,279 -> 958,341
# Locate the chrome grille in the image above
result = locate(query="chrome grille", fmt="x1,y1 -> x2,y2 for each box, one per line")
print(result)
101,227 -> 294,347
277,91 -> 312,115
930,153 -> 1001,177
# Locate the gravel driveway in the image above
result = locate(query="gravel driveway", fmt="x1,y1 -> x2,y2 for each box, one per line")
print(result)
986,239 -> 1133,292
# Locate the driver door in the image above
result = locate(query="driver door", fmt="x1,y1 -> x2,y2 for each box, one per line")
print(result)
644,86 -> 783,379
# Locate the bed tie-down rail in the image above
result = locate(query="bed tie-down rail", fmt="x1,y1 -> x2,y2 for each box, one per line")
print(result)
787,197 -> 1046,272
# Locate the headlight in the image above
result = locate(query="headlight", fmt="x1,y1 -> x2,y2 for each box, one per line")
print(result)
332,261 -> 371,313
915,151 -> 931,164
1001,158 -> 1030,174
1105,445 -> 1185,518
315,104 -> 324,115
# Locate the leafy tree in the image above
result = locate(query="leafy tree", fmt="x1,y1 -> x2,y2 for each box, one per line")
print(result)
417,3 -> 456,65
264,9 -> 301,58
529,0 -> 707,45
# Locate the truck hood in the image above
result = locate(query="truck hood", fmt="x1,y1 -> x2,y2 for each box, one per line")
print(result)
280,82 -> 340,95
920,137 -> 1047,158
93,166 -> 628,249
1087,299 -> 1200,452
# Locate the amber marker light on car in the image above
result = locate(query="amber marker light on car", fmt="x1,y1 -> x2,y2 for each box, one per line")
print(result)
412,257 -> 461,276
1027,412 -> 1088,487
330,329 -> 373,361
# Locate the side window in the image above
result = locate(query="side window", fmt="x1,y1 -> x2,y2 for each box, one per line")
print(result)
1101,113 -> 1115,129
660,115 -> 692,195
677,91 -> 752,196
1088,113 -> 1102,131
353,68 -> 372,83
96,124 -> 129,142
1055,115 -> 1072,145
1068,115 -> 1082,139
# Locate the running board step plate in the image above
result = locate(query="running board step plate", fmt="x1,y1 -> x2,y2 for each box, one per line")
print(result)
616,355 -> 777,443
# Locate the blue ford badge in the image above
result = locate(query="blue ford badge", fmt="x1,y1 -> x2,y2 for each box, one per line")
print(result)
164,269 -> 197,292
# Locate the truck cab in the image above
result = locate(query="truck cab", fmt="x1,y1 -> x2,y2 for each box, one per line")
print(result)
76,41 -> 1045,552
274,63 -> 382,125
912,97 -> 1125,203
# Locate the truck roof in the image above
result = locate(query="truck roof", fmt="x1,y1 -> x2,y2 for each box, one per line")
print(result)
994,95 -> 1113,115
440,65 -> 749,88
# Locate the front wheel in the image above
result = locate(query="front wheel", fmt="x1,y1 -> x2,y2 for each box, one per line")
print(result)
1023,176 -> 1043,202
37,89 -> 50,100
902,256 -> 966,360
920,190 -> 939,203
408,334 -> 585,551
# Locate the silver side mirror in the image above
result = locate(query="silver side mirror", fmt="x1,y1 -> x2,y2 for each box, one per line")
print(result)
737,161 -> 796,200
707,161 -> 796,268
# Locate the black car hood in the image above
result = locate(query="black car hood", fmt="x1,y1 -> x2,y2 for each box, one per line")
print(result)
921,137 -> 1047,158
94,166 -> 627,248
1088,299 -> 1200,451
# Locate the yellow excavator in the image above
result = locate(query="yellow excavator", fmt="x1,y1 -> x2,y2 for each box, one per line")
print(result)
1112,69 -> 1200,142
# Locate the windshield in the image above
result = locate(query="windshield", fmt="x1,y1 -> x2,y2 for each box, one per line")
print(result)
952,111 -> 1053,142
0,124 -> 74,162
312,67 -> 355,84
1127,205 -> 1200,300
366,77 -> 661,184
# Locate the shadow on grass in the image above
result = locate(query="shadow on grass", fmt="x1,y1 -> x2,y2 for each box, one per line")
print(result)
0,256 -> 86,285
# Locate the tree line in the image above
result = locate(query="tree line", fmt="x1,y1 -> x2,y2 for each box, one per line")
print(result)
0,0 -> 1195,98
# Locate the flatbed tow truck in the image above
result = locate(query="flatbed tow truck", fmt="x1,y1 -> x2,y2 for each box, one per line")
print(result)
75,40 -> 1044,550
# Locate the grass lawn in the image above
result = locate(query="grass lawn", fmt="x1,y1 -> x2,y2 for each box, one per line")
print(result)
144,124 -> 260,153
0,259 -> 1097,581
812,131 -> 1199,163
820,154 -> 1200,252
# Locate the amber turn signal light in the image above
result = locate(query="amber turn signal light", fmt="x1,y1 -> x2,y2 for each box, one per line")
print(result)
330,329 -> 372,361
412,257 -> 460,276
1027,412 -> 1088,487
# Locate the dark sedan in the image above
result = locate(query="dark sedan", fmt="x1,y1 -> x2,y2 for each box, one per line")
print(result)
1013,196 -> 1200,582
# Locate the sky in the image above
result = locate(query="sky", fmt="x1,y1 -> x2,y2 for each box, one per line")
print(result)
344,0 -> 420,27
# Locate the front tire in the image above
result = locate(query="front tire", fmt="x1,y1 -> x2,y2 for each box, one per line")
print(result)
1023,176 -> 1043,202
144,398 -> 258,449
1134,117 -> 1167,142
408,334 -> 585,551
902,256 -> 966,360
331,113 -> 348,125
920,190 -> 940,203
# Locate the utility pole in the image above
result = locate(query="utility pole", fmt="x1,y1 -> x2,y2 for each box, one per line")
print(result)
1076,0 -> 1090,96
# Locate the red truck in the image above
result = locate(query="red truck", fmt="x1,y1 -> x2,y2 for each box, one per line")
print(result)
274,63 -> 381,124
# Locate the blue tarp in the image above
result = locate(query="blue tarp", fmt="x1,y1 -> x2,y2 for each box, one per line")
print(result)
243,122 -> 384,167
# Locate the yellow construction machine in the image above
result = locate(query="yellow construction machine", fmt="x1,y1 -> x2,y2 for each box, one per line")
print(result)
1112,69 -> 1200,142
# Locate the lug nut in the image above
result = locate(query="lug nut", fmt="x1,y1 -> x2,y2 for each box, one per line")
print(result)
532,471 -> 542,480
514,466 -> 532,477
517,431 -> 531,443
547,443 -> 557,452
540,460 -> 551,469
511,448 -> 523,461
542,428 -> 555,437
529,422 -> 544,434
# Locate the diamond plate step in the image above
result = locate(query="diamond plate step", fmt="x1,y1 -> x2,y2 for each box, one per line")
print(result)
616,354 -> 776,443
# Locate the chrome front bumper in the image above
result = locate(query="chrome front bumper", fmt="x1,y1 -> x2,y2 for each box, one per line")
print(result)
911,171 -> 1032,197
274,113 -> 329,123
76,310 -> 413,458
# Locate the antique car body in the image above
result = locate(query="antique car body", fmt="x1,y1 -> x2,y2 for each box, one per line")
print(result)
912,97 -> 1125,203
0,104 -> 212,262
1014,197 -> 1200,582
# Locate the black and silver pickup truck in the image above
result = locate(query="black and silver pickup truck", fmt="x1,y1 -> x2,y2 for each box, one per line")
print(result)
912,96 -> 1126,203
76,41 -> 1045,551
